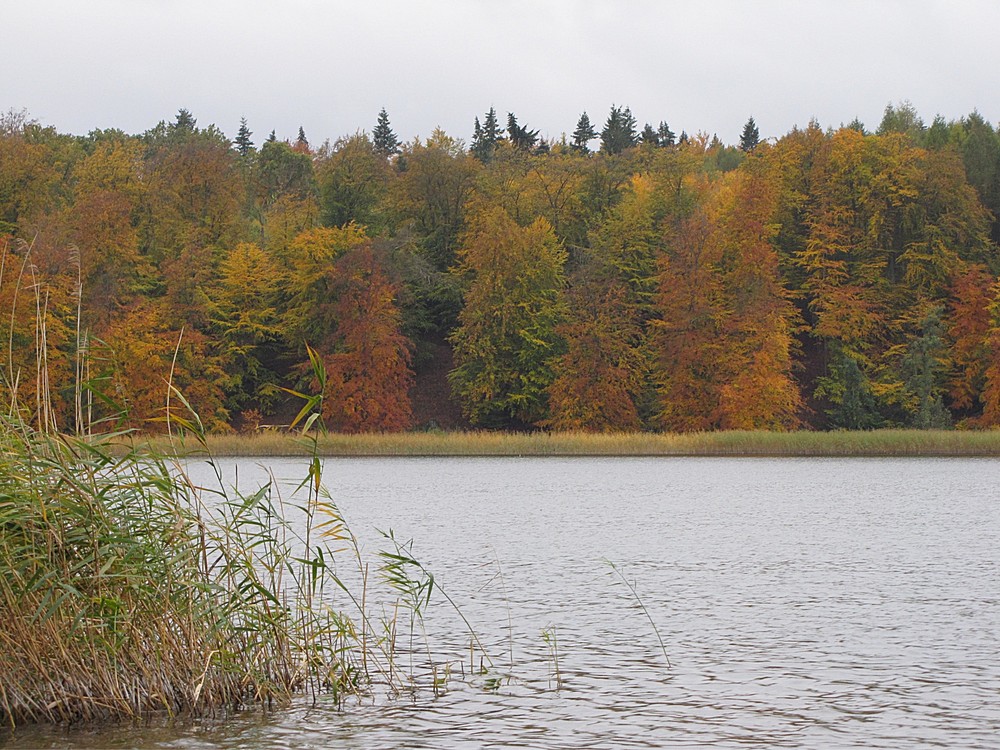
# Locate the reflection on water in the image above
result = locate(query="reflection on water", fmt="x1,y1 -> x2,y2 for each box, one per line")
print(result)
6,457 -> 999,749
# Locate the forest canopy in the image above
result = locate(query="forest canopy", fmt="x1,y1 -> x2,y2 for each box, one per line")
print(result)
3,103 -> 1000,433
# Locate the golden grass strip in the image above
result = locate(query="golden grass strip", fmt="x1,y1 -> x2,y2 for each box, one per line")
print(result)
132,429 -> 1000,458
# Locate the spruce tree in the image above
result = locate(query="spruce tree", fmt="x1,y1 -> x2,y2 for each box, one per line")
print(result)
483,107 -> 501,145
739,116 -> 760,152
600,105 -> 637,154
640,123 -> 659,146
902,307 -> 952,428
267,129 -> 277,143
471,108 -> 502,163
296,126 -> 309,148
373,107 -> 399,157
657,121 -> 675,146
507,112 -> 539,151
470,116 -> 489,162
170,108 -> 197,136
234,117 -> 254,157
571,112 -> 597,153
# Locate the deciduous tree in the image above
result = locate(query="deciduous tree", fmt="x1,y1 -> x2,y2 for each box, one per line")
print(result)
449,204 -> 567,427
321,245 -> 413,432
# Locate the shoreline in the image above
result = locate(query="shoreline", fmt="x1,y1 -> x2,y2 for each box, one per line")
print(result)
133,429 -> 1000,458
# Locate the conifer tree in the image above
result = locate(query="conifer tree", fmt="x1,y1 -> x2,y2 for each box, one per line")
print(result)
470,116 -> 488,162
296,126 -> 309,149
471,108 -> 502,163
267,129 -> 277,143
172,108 -> 196,134
234,117 -> 254,157
507,112 -> 539,151
657,121 -> 675,146
640,123 -> 659,146
571,112 -> 597,153
901,307 -> 951,428
372,107 -> 400,157
739,117 -> 760,152
846,117 -> 866,134
600,105 -> 638,154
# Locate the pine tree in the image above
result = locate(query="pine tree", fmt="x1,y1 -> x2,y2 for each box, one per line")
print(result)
600,105 -> 637,154
571,112 -> 597,153
296,126 -> 309,148
266,129 -> 276,143
739,116 -> 760,152
234,117 -> 254,157
372,107 -> 399,157
657,121 -> 675,146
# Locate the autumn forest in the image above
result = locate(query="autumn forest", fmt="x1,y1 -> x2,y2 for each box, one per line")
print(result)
3,103 -> 1000,434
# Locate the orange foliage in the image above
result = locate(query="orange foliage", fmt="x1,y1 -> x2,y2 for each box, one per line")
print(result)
715,169 -> 802,429
651,194 -> 726,431
321,246 -> 413,432
102,299 -> 229,431
946,265 -> 993,413
652,168 -> 802,432
0,237 -> 75,429
545,281 -> 644,432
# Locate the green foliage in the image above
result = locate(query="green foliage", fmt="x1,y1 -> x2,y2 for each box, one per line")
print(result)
506,112 -> 540,152
816,345 -> 886,429
390,129 -> 479,271
449,205 -> 567,428
739,116 -> 760,152
316,133 -> 391,232
471,107 -> 503,163
571,112 -> 597,153
372,108 -> 400,157
234,116 -> 255,158
256,138 -> 315,208
901,306 -> 952,428
600,105 -> 638,155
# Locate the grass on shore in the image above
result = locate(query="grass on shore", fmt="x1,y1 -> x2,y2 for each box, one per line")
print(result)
0,411 -> 414,727
142,428 -> 1000,458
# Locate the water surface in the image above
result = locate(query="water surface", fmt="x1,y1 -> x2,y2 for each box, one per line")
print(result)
8,457 -> 999,748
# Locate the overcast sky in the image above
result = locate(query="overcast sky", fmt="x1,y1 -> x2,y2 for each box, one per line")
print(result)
5,0 -> 999,147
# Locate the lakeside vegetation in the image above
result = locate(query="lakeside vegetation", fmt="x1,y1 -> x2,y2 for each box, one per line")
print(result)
0,397 -> 478,727
147,429 -> 1000,458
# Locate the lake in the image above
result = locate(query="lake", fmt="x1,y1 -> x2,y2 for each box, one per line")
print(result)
6,457 -> 999,748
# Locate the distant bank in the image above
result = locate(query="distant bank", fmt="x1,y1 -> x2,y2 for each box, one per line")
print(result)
141,430 -> 1000,458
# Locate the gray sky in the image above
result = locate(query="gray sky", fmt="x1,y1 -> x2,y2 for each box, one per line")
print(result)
5,0 -> 999,147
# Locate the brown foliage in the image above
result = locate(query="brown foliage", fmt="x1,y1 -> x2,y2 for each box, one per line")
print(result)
321,246 -> 413,432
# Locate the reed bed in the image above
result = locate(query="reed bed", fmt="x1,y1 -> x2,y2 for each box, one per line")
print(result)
145,428 -> 1000,458
0,413 -> 392,727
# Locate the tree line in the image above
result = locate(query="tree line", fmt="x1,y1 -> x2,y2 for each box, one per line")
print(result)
2,101 -> 1000,433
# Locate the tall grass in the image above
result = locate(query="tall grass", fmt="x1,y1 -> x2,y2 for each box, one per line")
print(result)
147,428 -> 1000,458
0,406 -> 392,726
